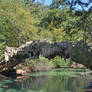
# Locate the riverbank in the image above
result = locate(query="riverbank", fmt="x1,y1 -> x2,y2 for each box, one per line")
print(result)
15,61 -> 86,75
0,62 -> 88,83
0,56 -> 86,77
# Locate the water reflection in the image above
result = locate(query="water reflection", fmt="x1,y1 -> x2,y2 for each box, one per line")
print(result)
0,69 -> 92,92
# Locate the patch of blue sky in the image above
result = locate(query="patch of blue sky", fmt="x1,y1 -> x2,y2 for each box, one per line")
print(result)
35,0 -> 92,11
35,0 -> 52,5
35,0 -> 89,5
74,3 -> 92,11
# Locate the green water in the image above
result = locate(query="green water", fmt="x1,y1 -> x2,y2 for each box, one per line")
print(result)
0,68 -> 92,92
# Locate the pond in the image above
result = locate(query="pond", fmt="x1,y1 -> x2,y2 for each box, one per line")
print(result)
0,68 -> 92,92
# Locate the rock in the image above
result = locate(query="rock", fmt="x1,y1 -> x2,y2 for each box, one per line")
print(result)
0,74 -> 7,81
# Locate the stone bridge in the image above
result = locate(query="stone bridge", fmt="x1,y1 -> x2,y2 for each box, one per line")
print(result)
0,40 -> 92,72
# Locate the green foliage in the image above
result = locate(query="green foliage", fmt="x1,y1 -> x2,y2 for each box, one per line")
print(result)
24,56 -> 71,71
0,0 -> 39,61
38,9 -> 66,29
75,13 -> 92,42
53,56 -> 71,67
0,0 -> 92,69
0,42 -> 5,60
0,34 -> 6,60
24,56 -> 54,72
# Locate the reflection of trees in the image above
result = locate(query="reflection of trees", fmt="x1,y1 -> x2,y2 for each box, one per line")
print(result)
19,76 -> 48,90
42,76 -> 89,92
0,69 -> 91,92
42,75 -> 69,92
67,77 -> 89,92
2,75 -> 48,91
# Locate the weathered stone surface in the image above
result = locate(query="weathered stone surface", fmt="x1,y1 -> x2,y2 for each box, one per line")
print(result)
71,40 -> 92,69
0,40 -> 92,72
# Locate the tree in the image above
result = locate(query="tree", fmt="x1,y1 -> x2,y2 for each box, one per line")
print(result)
0,0 -> 39,47
51,0 -> 89,14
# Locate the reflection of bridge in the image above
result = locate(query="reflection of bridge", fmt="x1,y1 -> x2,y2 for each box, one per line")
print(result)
0,70 -> 90,92
0,40 -> 92,72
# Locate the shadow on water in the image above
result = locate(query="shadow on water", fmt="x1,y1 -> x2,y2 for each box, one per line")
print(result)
0,68 -> 92,92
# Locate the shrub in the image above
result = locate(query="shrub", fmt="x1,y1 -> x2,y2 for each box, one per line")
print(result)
52,56 -> 71,68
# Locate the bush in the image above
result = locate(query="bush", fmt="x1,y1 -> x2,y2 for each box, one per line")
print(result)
24,56 -> 55,72
52,56 -> 71,68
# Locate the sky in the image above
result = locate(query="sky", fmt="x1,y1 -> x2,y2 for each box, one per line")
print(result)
35,0 -> 52,5
35,0 -> 89,5
35,0 -> 92,11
